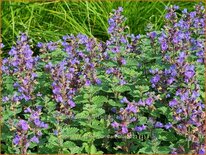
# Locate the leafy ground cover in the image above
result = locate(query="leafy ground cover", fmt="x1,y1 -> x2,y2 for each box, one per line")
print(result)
1,2 -> 205,154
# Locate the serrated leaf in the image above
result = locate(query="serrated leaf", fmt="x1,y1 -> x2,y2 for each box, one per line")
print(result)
63,141 -> 77,148
138,146 -> 153,154
61,127 -> 79,139
108,99 -> 122,107
158,106 -> 168,114
158,146 -> 170,154
91,96 -> 107,106
90,144 -> 97,154
75,111 -> 89,119
113,85 -> 131,93
70,146 -> 82,154
138,116 -> 147,124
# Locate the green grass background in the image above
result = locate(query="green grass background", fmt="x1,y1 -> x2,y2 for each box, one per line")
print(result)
1,0 -> 200,50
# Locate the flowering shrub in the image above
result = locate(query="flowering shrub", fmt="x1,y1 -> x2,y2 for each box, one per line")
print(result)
1,3 -> 205,154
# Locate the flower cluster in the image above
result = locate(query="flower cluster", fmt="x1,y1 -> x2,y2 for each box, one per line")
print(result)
150,4 -> 205,154
49,33 -> 103,115
104,7 -> 131,85
2,33 -> 38,102
13,106 -> 48,154
111,95 -> 157,137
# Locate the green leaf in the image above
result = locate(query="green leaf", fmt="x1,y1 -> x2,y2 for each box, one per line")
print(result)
113,85 -> 131,93
70,146 -> 82,154
158,106 -> 168,114
75,111 -> 90,119
138,146 -> 153,154
91,96 -> 107,106
83,143 -> 90,153
138,116 -> 147,124
90,144 -> 97,154
61,127 -> 79,139
63,141 -> 77,148
108,99 -> 122,107
103,60 -> 117,67
158,146 -> 170,154
47,135 -> 59,147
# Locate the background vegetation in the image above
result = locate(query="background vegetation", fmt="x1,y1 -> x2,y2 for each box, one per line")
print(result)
2,0 -> 199,52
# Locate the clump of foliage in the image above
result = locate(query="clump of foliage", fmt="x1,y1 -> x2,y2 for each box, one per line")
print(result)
1,3 -> 205,154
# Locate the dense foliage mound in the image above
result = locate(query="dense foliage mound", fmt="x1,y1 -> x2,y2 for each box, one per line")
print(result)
1,4 -> 205,154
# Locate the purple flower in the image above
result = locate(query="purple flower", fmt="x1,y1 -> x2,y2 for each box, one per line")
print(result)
24,107 -> 32,113
130,117 -> 137,122
120,37 -> 127,43
85,80 -> 91,86
176,108 -> 183,114
198,148 -> 205,154
137,99 -> 145,106
118,6 -> 123,12
112,46 -> 120,53
0,43 -> 5,49
169,99 -> 178,107
30,136 -> 39,143
164,123 -> 172,129
184,65 -> 195,79
2,96 -> 9,102
120,58 -> 126,65
111,122 -> 119,128
145,97 -> 153,106
173,5 -> 179,10
37,131 -> 42,136
135,125 -> 146,132
68,100 -> 76,108
155,122 -> 163,128
40,122 -> 48,129
120,97 -> 129,103
47,42 -> 57,51
148,31 -> 157,39
125,104 -> 137,113
13,135 -> 21,145
121,126 -> 128,134
95,78 -> 102,85
182,8 -> 187,14
19,120 -> 29,131
161,41 -> 168,51
54,130 -> 58,136
34,118 -> 41,126
52,86 -> 61,95
151,75 -> 160,84
56,95 -> 63,103
167,77 -> 175,85
191,90 -> 200,99
111,107 -> 117,113
37,42 -> 43,48
180,91 -> 189,101
119,79 -> 126,85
